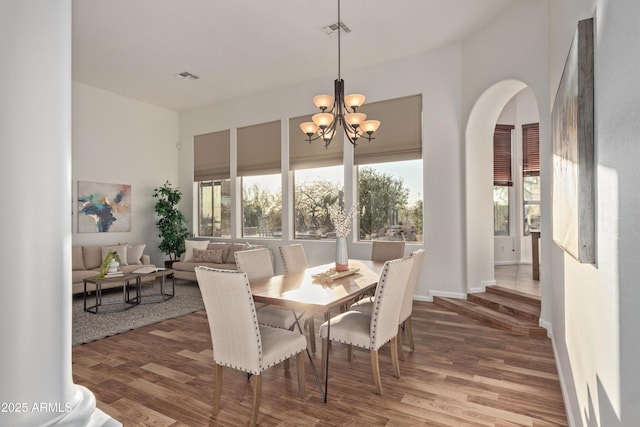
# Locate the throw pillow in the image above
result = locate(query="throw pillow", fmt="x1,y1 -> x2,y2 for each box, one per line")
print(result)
101,244 -> 128,266
183,240 -> 209,262
127,244 -> 146,265
72,246 -> 86,271
191,248 -> 225,263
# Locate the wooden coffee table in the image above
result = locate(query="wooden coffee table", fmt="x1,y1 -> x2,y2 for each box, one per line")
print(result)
83,273 -> 141,314
134,268 -> 175,303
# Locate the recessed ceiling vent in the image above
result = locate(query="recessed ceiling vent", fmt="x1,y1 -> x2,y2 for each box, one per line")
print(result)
176,71 -> 199,81
323,21 -> 351,35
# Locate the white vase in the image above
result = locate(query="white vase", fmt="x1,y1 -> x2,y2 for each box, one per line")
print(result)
107,259 -> 119,273
335,236 -> 349,271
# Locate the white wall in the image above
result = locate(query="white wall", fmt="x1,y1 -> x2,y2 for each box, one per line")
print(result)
179,43 -> 465,300
72,82 -> 180,266
462,0 -> 549,295
548,0 -> 640,425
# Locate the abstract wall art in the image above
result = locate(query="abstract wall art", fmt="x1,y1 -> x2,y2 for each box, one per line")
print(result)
78,181 -> 131,233
552,18 -> 595,263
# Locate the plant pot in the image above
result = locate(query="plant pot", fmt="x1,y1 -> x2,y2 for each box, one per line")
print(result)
164,260 -> 175,269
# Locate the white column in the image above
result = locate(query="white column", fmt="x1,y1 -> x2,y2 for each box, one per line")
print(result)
0,2 -> 119,426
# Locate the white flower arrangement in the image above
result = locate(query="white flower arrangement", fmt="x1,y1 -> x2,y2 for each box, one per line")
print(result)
329,204 -> 358,237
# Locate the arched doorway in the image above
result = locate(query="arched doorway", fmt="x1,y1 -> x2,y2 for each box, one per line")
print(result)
465,79 -> 540,295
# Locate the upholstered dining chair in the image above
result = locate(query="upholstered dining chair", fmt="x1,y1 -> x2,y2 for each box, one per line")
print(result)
351,249 -> 425,360
235,247 -> 316,353
278,244 -> 308,273
195,267 -> 306,427
319,255 -> 414,395
371,240 -> 406,262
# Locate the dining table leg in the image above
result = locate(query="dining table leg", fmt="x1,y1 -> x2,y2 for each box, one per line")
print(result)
290,310 -> 325,400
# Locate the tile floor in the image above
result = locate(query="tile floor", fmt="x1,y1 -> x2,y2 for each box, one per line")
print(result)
494,264 -> 540,296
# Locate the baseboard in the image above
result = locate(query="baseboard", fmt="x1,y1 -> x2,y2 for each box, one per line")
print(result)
551,332 -> 577,427
539,318 -> 552,338
469,280 -> 495,294
428,290 -> 466,301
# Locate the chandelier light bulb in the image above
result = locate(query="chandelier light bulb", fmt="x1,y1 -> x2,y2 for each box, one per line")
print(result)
313,95 -> 334,111
345,112 -> 367,127
300,122 -> 319,136
312,112 -> 334,129
344,94 -> 365,111
362,120 -> 381,134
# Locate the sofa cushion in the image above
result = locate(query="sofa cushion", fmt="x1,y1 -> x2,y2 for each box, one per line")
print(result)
72,246 -> 86,271
184,240 -> 210,261
192,248 -> 226,263
102,244 -> 129,266
82,246 -> 103,270
127,244 -> 146,265
172,261 -> 238,272
225,242 -> 253,264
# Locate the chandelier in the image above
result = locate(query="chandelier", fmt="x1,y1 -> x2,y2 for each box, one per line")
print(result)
299,0 -> 380,148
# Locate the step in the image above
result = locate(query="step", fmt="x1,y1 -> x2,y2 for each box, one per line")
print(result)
467,292 -> 540,322
432,296 -> 547,338
486,285 -> 541,309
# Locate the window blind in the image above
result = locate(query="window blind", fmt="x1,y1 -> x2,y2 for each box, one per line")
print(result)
194,130 -> 230,181
237,120 -> 281,176
522,123 -> 540,177
354,94 -> 422,165
289,114 -> 344,170
493,124 -> 514,186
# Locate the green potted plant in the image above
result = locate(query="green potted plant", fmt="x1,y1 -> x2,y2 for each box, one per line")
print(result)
152,181 -> 193,268
96,250 -> 122,279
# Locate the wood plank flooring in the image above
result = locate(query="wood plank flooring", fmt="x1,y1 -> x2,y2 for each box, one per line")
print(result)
72,301 -> 567,426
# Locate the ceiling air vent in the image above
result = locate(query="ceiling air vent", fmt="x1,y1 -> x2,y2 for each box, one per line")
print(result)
176,71 -> 199,81
322,21 -> 351,35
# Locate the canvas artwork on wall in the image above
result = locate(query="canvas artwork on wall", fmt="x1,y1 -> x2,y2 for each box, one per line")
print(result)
552,18 -> 595,263
78,181 -> 131,233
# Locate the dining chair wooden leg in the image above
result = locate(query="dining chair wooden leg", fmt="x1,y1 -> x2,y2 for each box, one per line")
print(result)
347,344 -> 353,362
307,317 -> 316,353
370,350 -> 383,395
250,374 -> 262,427
284,358 -> 290,371
321,338 -> 328,380
296,352 -> 305,398
390,336 -> 400,378
213,364 -> 223,415
406,316 -> 415,350
397,324 -> 405,361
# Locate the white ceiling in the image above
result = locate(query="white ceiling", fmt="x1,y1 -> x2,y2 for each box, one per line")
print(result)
72,0 -> 519,112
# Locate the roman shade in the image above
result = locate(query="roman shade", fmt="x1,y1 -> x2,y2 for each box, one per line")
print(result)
237,120 -> 281,176
354,94 -> 422,165
289,114 -> 344,170
493,124 -> 514,186
194,130 -> 231,181
522,123 -> 540,177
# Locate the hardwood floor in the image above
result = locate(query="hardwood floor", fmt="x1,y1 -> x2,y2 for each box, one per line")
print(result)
73,298 -> 567,426
494,264 -> 540,296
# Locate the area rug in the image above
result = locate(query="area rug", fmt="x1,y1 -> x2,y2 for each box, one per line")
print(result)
72,281 -> 204,346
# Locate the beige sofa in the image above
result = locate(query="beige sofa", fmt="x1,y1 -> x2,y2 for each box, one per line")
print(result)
172,241 -> 265,282
72,244 -> 155,294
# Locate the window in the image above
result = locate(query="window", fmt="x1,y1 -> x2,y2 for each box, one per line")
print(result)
194,130 -> 231,238
242,174 -> 282,238
293,166 -> 344,240
238,121 -> 281,238
355,95 -> 423,242
493,124 -> 514,236
523,123 -> 540,235
290,114 -> 345,240
358,161 -> 423,241
197,180 -> 231,237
